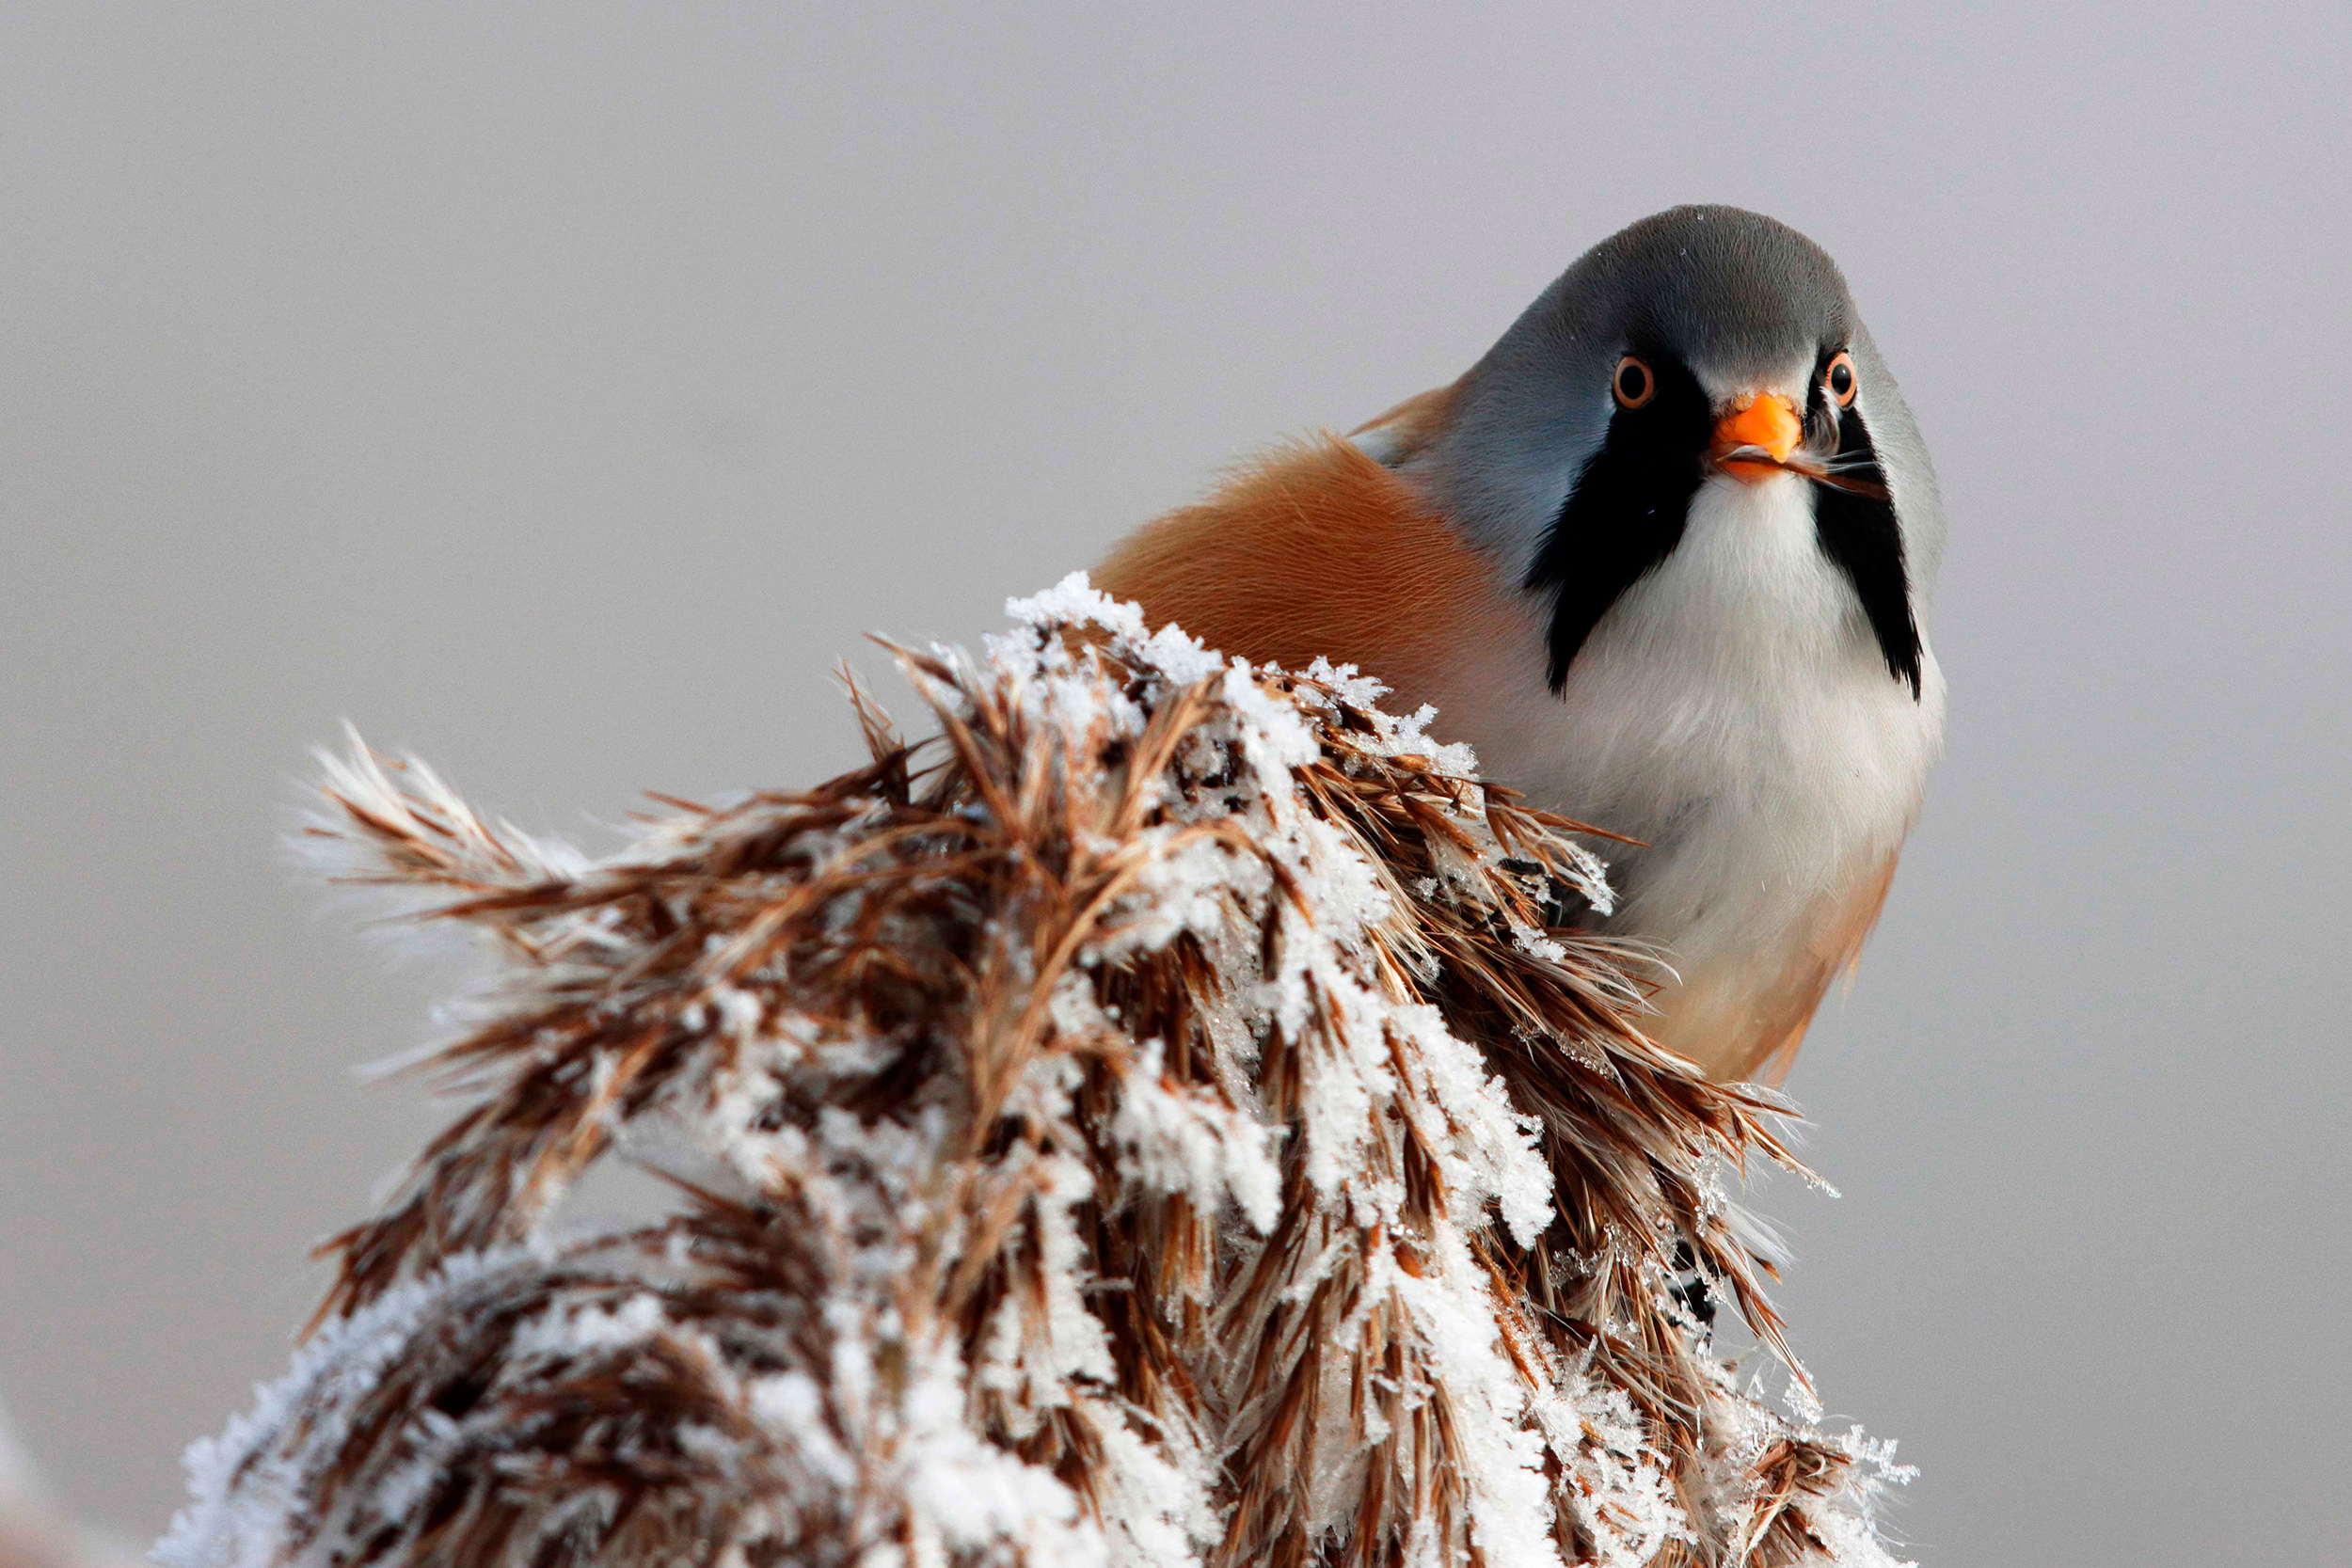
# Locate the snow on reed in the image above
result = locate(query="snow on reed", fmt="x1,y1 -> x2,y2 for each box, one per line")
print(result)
162,578 -> 1912,1568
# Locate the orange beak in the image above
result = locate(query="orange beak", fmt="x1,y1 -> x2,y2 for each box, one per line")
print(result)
1711,393 -> 1804,482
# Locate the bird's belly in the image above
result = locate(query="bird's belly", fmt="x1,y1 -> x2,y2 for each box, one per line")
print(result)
1544,639 -> 1938,966
1433,477 -> 1947,1078
1546,649 -> 1940,1080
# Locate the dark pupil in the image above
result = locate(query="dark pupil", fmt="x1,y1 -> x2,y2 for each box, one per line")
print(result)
1617,363 -> 1647,402
1830,362 -> 1852,397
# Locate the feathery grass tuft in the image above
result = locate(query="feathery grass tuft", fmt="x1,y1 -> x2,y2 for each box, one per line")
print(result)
162,576 -> 1912,1568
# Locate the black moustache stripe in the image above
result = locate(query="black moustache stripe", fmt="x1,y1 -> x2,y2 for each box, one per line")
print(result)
1812,408 -> 1924,701
1528,371 -> 1923,702
1525,366 -> 1709,693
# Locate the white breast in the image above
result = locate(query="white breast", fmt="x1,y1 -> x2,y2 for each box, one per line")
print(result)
1434,472 -> 1946,975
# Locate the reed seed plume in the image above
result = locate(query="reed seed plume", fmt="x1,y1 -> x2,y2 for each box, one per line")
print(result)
162,577 -> 1913,1568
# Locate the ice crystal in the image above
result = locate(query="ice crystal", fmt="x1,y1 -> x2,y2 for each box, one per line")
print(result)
166,581 -> 1909,1567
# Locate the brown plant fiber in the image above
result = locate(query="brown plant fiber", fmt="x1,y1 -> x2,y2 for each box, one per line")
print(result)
159,581 -> 1911,1568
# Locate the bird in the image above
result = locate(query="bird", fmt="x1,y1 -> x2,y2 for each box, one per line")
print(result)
1093,204 -> 1945,1086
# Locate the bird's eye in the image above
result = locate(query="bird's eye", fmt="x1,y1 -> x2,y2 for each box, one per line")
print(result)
1613,356 -> 1657,409
1824,350 -> 1857,407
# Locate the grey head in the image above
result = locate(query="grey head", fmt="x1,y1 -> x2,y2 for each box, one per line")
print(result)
1401,204 -> 1943,696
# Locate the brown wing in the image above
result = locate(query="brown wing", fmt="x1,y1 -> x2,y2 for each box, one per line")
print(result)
1091,432 -> 1522,705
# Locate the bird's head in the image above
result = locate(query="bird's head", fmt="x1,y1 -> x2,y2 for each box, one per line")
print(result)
1387,204 -> 1942,698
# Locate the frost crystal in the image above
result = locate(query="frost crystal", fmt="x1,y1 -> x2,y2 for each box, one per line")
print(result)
167,581 -> 1912,1567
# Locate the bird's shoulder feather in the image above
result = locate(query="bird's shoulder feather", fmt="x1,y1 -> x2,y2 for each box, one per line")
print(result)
1092,433 -> 1524,701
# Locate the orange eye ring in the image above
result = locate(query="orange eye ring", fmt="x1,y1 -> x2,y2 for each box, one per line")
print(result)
1613,356 -> 1657,409
1824,349 -> 1858,407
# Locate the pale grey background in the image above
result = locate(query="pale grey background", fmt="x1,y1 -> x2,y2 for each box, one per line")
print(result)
3,4 -> 2346,1560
